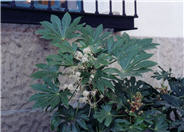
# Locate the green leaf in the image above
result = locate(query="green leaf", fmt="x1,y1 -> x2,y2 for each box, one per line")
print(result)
30,83 -> 54,93
61,12 -> 71,37
94,53 -> 111,68
133,61 -> 157,70
35,63 -> 48,69
103,68 -> 121,76
94,105 -> 113,127
51,15 -> 62,35
40,21 -> 60,36
31,70 -> 58,80
60,90 -> 71,106
55,41 -> 74,54
94,24 -> 103,41
76,119 -> 88,130
107,37 -> 114,53
153,115 -> 169,132
62,124 -> 70,132
104,115 -> 112,127
108,33 -> 158,78
29,93 -> 49,101
94,77 -> 114,93
72,124 -> 79,132
31,71 -> 48,79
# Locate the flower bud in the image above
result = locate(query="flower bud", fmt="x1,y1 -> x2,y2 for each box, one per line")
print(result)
90,74 -> 94,79
79,97 -> 88,103
81,56 -> 88,63
83,90 -> 90,97
91,90 -> 97,96
63,84 -> 68,90
83,47 -> 91,54
75,72 -> 81,77
100,94 -> 104,98
68,84 -> 74,91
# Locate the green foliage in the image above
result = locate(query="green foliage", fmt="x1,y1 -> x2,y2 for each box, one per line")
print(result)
51,106 -> 89,132
107,34 -> 158,77
29,13 -> 183,132
29,83 -> 71,110
152,67 -> 184,131
94,105 -> 113,127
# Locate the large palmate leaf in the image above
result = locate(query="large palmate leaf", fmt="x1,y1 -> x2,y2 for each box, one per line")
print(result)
107,33 -> 158,77
51,106 -> 89,132
94,105 -> 113,127
29,83 -> 71,110
111,77 -> 159,111
152,114 -> 169,132
92,70 -> 115,93
80,24 -> 111,54
47,53 -> 74,66
36,13 -> 82,45
31,62 -> 59,82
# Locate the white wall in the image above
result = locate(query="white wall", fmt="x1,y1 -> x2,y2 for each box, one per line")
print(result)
126,1 -> 184,38
83,0 -> 184,38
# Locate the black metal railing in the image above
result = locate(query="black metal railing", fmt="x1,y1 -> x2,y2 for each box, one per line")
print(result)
1,0 -> 138,31
1,0 -> 138,17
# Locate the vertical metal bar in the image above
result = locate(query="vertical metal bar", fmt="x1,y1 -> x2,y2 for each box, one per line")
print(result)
122,0 -> 126,16
81,0 -> 84,13
65,0 -> 68,12
11,0 -> 15,7
48,0 -> 51,10
134,0 -> 138,17
109,0 -> 112,15
95,0 -> 99,14
30,0 -> 34,9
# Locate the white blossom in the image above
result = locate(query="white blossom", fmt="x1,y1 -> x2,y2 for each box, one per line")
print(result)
68,84 -> 74,91
83,90 -> 90,97
59,84 -> 67,90
63,84 -> 68,89
79,97 -> 88,103
78,65 -> 85,70
83,47 -> 92,54
89,74 -> 95,82
100,94 -> 104,98
81,54 -> 88,63
91,90 -> 97,96
75,72 -> 81,77
90,74 -> 94,79
75,51 -> 83,60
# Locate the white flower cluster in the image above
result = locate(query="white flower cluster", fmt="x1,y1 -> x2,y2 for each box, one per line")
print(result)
83,47 -> 92,55
74,47 -> 93,63
78,89 -> 98,104
79,89 -> 104,108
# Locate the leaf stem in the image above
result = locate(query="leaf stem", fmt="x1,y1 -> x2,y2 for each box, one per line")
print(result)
69,83 -> 80,102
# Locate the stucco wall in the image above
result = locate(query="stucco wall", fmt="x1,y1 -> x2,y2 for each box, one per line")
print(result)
1,24 -> 184,132
1,24 -> 54,132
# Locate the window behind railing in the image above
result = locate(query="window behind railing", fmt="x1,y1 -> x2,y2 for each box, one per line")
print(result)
1,0 -> 82,12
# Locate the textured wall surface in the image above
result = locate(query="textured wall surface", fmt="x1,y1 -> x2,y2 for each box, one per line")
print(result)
1,24 -> 56,132
1,24 -> 184,132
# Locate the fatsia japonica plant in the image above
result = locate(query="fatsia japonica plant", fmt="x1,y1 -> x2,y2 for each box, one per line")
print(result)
29,12 -> 164,132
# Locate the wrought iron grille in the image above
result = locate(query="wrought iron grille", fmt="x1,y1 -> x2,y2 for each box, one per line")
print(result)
1,0 -> 138,32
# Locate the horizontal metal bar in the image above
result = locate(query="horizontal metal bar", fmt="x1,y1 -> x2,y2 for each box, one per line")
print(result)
1,6 -> 137,32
